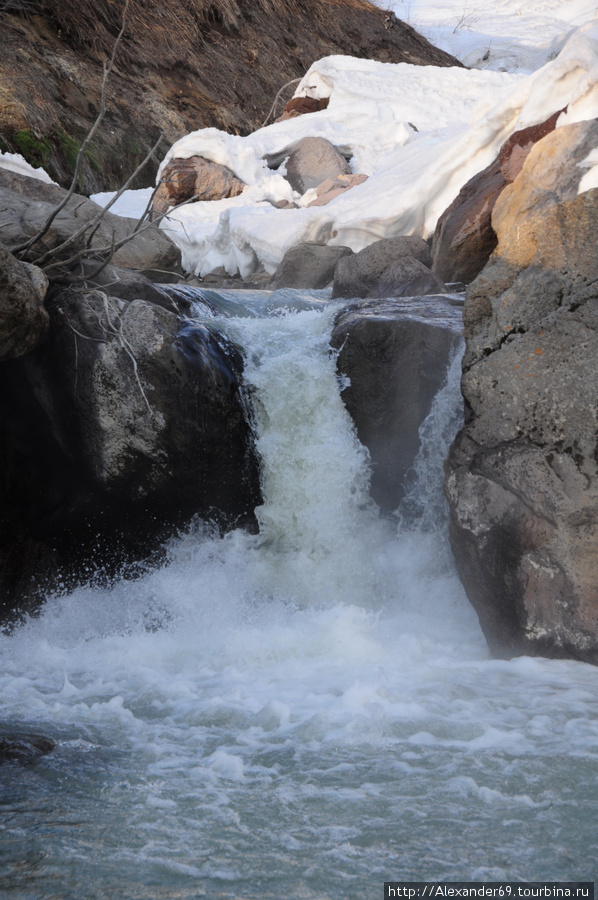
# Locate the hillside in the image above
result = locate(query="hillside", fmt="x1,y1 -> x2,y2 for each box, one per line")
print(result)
0,0 -> 460,193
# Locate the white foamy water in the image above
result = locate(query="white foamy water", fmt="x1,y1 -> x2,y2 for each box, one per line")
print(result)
1,294 -> 597,899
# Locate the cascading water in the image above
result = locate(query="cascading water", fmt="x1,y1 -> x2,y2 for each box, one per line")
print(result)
0,290 -> 597,899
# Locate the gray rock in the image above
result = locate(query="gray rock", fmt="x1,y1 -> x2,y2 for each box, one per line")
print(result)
0,169 -> 183,280
331,294 -> 463,513
367,256 -> 447,298
271,242 -> 353,290
284,136 -> 351,195
445,118 -> 598,664
332,235 -> 433,299
0,242 -> 49,361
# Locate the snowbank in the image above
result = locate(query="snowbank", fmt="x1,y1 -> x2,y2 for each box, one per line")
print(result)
0,151 -> 57,184
376,0 -> 598,74
93,14 -> 598,279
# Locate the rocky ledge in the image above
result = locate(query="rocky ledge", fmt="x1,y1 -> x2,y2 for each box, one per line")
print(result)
445,118 -> 598,663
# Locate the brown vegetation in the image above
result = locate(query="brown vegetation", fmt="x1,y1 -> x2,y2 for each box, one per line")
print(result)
0,0 -> 461,192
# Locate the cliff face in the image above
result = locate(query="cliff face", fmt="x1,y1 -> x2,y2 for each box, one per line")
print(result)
445,119 -> 598,664
0,0 -> 461,193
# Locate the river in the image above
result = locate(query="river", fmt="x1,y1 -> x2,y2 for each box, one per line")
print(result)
1,291 -> 597,898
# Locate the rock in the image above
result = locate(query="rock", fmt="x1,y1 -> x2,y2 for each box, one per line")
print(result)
332,235 -> 433,299
74,260 -> 190,314
445,118 -> 598,663
306,173 -> 368,207
0,169 -> 183,280
498,108 -> 565,183
270,242 -> 353,290
0,731 -> 55,763
0,283 -> 260,621
151,155 -> 245,219
331,295 -> 463,512
275,96 -> 329,122
431,158 -> 506,285
284,137 -> 351,196
431,110 -> 564,285
0,242 -> 49,361
367,256 -> 447,298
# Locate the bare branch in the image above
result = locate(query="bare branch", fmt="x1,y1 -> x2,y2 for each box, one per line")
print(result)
28,131 -> 165,269
40,193 -> 200,276
262,78 -> 302,127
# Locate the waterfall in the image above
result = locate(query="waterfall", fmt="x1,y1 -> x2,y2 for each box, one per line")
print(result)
0,290 -> 596,899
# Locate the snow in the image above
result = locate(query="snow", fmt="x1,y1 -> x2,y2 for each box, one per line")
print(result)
0,151 -> 57,184
378,0 -> 598,74
91,3 -> 598,279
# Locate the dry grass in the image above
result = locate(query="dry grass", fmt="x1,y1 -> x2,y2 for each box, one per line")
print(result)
20,0 -> 383,69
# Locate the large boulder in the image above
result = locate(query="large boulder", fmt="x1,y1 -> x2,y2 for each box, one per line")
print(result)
0,169 -> 183,280
332,295 -> 463,513
284,137 -> 351,196
271,242 -> 353,290
151,155 -> 245,219
332,236 -> 433,299
0,242 -> 49,361
0,280 -> 260,619
367,256 -> 447,299
431,158 -> 506,285
445,118 -> 598,663
431,110 -> 564,285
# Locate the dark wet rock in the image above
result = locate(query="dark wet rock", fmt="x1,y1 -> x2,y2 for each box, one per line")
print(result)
445,118 -> 598,664
367,255 -> 447,299
0,282 -> 260,621
332,236 -> 433,299
271,242 -> 353,290
0,169 -> 183,281
283,137 -> 351,196
331,294 -> 464,513
0,731 -> 55,763
0,242 -> 49,361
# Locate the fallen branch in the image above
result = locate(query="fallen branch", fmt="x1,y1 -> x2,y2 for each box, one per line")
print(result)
28,131 -> 166,269
262,78 -> 302,127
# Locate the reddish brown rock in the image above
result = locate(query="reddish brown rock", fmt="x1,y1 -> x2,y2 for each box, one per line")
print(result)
276,96 -> 329,122
307,173 -> 368,207
431,157 -> 506,285
151,156 -> 245,219
499,108 -> 565,183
